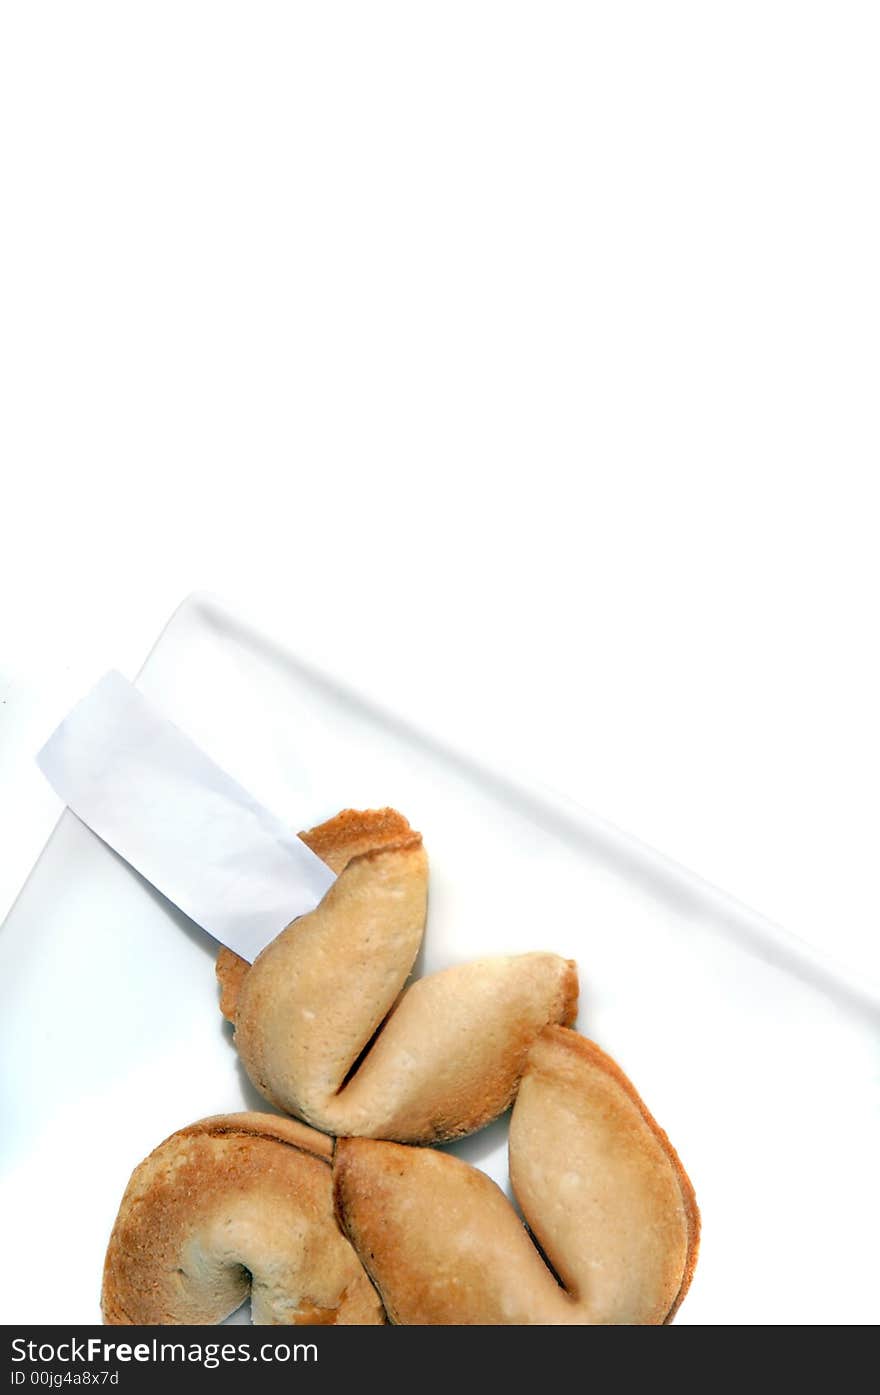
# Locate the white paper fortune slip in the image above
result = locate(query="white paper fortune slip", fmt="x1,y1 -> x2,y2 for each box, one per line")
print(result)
37,671 -> 336,962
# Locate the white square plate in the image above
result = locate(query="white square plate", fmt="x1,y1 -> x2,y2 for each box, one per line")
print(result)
2,594 -> 878,1323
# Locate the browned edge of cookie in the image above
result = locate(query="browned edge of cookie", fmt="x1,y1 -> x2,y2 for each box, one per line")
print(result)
177,1111 -> 334,1162
340,831 -> 423,866
331,1136 -> 370,1256
300,807 -> 414,866
558,959 -> 579,1028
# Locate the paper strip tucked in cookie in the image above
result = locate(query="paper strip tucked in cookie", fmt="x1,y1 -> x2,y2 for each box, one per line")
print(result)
38,671 -> 335,961
334,1027 -> 700,1323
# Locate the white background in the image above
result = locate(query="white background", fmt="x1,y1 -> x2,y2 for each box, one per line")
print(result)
2,2 -> 879,986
